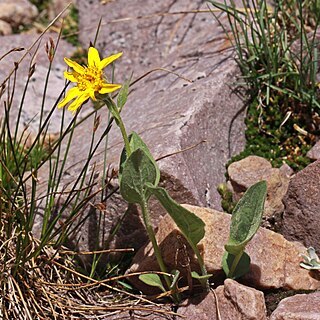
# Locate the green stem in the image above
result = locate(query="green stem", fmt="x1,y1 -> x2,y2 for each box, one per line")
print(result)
229,251 -> 243,279
189,241 -> 209,290
141,199 -> 181,303
115,112 -> 131,157
189,243 -> 209,282
103,97 -> 131,157
140,200 -> 171,289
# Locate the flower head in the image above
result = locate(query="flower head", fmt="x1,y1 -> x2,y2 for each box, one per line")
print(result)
58,47 -> 122,112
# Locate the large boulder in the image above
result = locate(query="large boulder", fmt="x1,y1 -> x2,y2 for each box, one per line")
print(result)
63,0 -> 247,251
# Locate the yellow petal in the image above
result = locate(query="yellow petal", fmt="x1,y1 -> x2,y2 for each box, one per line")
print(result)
64,71 -> 78,83
99,83 -> 122,94
57,87 -> 80,108
88,47 -> 101,68
88,89 -> 97,101
68,92 -> 90,112
64,57 -> 85,74
99,52 -> 123,69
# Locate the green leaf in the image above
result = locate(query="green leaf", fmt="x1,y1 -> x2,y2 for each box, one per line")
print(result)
222,251 -> 251,279
225,180 -> 267,255
119,132 -> 160,186
145,184 -> 205,245
300,262 -> 320,270
117,77 -> 131,111
120,149 -> 158,204
191,271 -> 212,281
170,270 -> 180,290
139,274 -> 166,292
118,280 -> 133,290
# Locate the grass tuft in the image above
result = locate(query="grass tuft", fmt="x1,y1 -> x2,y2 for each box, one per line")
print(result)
209,0 -> 320,170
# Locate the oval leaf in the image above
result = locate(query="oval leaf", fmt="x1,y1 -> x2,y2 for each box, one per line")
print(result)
120,148 -> 158,204
139,274 -> 166,292
145,184 -> 205,245
170,270 -> 180,290
225,180 -> 267,255
117,77 -> 130,111
119,132 -> 160,186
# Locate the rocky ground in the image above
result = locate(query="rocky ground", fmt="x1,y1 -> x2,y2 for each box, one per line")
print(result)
1,0 -> 320,319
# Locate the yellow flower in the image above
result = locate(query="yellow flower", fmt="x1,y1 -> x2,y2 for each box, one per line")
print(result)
58,47 -> 122,111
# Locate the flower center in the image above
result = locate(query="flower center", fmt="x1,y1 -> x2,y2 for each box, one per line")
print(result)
77,66 -> 104,92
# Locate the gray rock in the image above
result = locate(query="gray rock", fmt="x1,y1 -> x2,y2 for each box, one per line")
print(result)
228,156 -> 273,192
307,140 -> 320,160
65,0 -> 247,251
279,162 -> 295,178
227,156 -> 291,220
177,291 -> 220,320
217,279 -> 267,320
48,0 -> 71,20
270,291 -> 320,320
0,33 -> 76,134
0,0 -> 38,28
0,20 -> 13,35
282,160 -> 320,253
177,279 -> 267,320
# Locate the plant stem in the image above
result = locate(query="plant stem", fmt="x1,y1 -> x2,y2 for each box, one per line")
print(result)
103,97 -> 131,157
229,251 -> 243,279
115,112 -> 131,157
141,199 -> 181,303
189,241 -> 209,290
140,199 -> 171,289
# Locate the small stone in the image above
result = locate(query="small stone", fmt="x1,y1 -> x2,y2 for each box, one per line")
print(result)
307,140 -> 320,160
270,291 -> 320,320
279,162 -> 294,178
228,156 -> 273,192
177,279 -> 267,320
264,168 -> 290,218
216,279 -> 267,320
227,156 -> 291,219
0,0 -> 38,28
177,291 -> 219,320
282,160 -> 320,253
0,19 -> 12,35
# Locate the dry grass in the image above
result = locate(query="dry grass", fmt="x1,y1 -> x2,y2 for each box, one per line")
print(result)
0,222 -> 176,319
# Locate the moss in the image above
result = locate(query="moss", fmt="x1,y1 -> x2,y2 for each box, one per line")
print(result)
29,0 -> 51,12
217,183 -> 236,214
227,97 -> 315,172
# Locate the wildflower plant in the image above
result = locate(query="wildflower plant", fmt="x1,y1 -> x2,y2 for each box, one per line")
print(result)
58,46 -> 209,298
